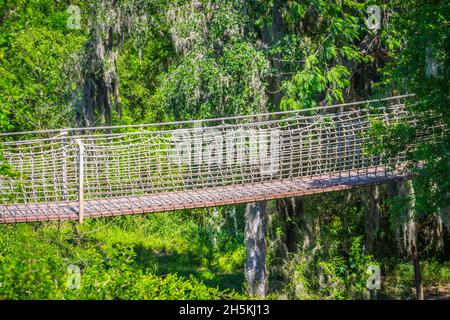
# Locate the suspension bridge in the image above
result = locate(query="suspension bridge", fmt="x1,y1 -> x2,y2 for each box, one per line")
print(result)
0,94 -> 430,224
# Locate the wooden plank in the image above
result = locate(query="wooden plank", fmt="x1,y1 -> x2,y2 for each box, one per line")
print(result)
0,168 -> 413,224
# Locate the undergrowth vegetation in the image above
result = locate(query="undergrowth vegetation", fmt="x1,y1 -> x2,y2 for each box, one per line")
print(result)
1,207 -> 448,300
0,212 -> 246,299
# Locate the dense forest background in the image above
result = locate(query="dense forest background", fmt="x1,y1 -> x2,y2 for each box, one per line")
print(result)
0,0 -> 449,299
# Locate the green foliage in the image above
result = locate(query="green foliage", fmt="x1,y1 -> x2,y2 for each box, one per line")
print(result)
268,194 -> 381,300
273,0 -> 372,110
282,236 -> 378,300
0,144 -> 22,204
0,213 -> 245,299
118,37 -> 173,124
154,0 -> 270,119
0,1 -> 86,131
0,146 -> 16,178
383,260 -> 450,299
366,119 -> 416,166
378,0 -> 449,216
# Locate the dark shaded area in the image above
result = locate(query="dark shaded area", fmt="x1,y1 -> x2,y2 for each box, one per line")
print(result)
133,243 -> 245,293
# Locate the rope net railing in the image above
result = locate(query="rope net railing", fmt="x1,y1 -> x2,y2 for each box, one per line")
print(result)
0,94 -> 435,223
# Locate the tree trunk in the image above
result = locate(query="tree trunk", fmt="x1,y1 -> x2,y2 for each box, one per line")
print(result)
441,207 -> 450,260
276,197 -> 304,253
77,2 -> 122,127
245,201 -> 268,298
269,0 -> 284,110
261,0 -> 284,111
411,237 -> 424,300
399,180 -> 424,300
363,185 -> 380,254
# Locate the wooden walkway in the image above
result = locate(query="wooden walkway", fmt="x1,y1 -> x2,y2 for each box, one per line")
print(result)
0,167 -> 405,224
0,95 -> 421,224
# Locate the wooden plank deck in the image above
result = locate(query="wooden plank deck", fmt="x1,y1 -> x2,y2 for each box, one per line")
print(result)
0,167 -> 407,224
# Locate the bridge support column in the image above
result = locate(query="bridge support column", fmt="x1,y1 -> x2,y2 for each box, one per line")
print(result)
245,201 -> 268,298
363,185 -> 380,254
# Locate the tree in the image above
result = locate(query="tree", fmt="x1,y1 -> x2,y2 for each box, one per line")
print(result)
0,0 -> 85,131
377,0 -> 449,299
245,201 -> 268,297
380,0 -> 449,216
76,0 -> 160,127
154,0 -> 270,120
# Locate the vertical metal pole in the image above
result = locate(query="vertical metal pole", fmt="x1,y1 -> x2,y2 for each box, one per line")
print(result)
61,131 -> 68,202
75,139 -> 84,224
337,106 -> 343,181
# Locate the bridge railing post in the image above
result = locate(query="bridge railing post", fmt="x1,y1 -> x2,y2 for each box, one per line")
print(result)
61,131 -> 68,202
74,139 -> 84,224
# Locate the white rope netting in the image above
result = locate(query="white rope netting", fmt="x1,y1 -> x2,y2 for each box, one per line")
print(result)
0,94 -> 437,222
